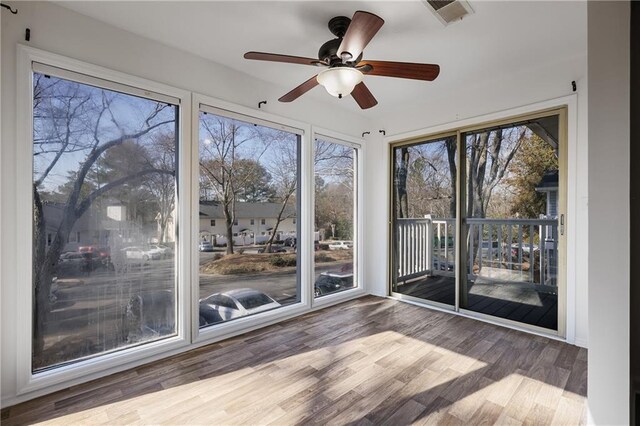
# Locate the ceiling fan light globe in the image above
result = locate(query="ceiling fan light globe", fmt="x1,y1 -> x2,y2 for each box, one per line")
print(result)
317,68 -> 363,98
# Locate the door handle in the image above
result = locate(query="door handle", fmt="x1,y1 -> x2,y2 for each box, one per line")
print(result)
560,214 -> 564,236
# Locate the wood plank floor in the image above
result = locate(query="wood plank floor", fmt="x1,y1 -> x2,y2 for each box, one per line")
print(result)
1,296 -> 586,425
397,276 -> 558,330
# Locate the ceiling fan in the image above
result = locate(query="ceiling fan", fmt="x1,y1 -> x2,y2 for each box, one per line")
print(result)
244,11 -> 440,110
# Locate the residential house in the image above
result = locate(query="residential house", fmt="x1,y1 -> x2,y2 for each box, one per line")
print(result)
198,201 -> 296,245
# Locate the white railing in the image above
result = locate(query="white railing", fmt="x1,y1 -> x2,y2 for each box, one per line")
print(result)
432,217 -> 455,277
467,218 -> 558,287
395,218 -> 431,281
396,217 -> 558,288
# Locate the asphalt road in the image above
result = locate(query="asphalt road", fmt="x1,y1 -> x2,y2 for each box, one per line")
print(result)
38,252 -> 350,369
198,254 -> 348,302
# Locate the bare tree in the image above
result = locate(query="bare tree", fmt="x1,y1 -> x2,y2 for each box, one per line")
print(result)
402,142 -> 454,218
199,115 -> 269,254
32,75 -> 175,356
314,140 -> 355,239
466,128 -> 526,219
262,134 -> 299,252
465,128 -> 526,268
146,133 -> 177,243
395,147 -> 410,219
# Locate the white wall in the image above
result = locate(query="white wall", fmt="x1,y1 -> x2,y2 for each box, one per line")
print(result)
0,1 -> 371,405
363,3 -> 589,347
587,2 -> 630,424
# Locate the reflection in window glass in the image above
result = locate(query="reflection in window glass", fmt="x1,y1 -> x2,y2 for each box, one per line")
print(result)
313,138 -> 357,298
198,111 -> 300,328
32,72 -> 178,372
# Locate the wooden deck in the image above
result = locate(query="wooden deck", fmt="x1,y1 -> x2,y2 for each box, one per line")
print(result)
396,275 -> 558,330
0,296 -> 584,425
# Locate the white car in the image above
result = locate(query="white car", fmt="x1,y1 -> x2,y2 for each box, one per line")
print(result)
199,289 -> 281,321
148,244 -> 172,258
328,241 -> 353,250
121,246 -> 160,261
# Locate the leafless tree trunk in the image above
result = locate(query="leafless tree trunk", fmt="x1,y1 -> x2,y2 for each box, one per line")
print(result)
466,128 -> 525,266
263,139 -> 298,253
395,147 -> 410,218
263,186 -> 295,252
445,138 -> 457,218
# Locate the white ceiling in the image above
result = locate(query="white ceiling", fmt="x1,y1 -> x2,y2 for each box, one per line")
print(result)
56,1 -> 587,118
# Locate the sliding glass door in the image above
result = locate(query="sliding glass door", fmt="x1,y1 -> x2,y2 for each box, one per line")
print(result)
391,135 -> 457,308
390,111 -> 565,334
460,115 -> 563,331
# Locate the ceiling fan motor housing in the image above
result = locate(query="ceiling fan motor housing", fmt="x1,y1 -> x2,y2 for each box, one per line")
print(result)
318,38 -> 343,64
328,16 -> 351,38
319,16 -> 363,66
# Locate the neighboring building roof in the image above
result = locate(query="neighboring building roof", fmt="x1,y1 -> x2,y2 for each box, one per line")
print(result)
199,202 -> 295,219
535,170 -> 559,192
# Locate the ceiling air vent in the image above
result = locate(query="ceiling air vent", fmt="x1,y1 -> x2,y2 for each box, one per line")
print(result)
423,0 -> 474,25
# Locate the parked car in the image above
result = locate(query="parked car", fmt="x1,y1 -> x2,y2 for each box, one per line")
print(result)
314,263 -> 354,297
121,246 -> 160,261
57,251 -> 105,277
328,241 -> 353,250
258,246 -> 287,253
199,241 -> 214,252
199,289 -> 281,321
198,303 -> 224,327
79,245 -> 110,256
148,244 -> 172,259
284,237 -> 296,247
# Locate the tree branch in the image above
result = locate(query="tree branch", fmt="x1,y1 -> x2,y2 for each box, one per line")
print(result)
75,168 -> 174,217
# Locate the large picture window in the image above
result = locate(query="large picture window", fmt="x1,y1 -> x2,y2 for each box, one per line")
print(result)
197,107 -> 301,328
31,66 -> 179,371
313,137 -> 358,298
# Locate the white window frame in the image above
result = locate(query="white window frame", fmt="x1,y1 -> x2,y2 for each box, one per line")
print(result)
11,45 -> 368,403
191,93 -> 313,344
311,127 -> 366,308
15,45 -> 193,395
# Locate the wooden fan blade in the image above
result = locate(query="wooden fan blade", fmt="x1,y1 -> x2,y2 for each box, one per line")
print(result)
244,51 -> 321,66
338,11 -> 384,62
279,75 -> 319,102
359,60 -> 440,81
351,82 -> 378,109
